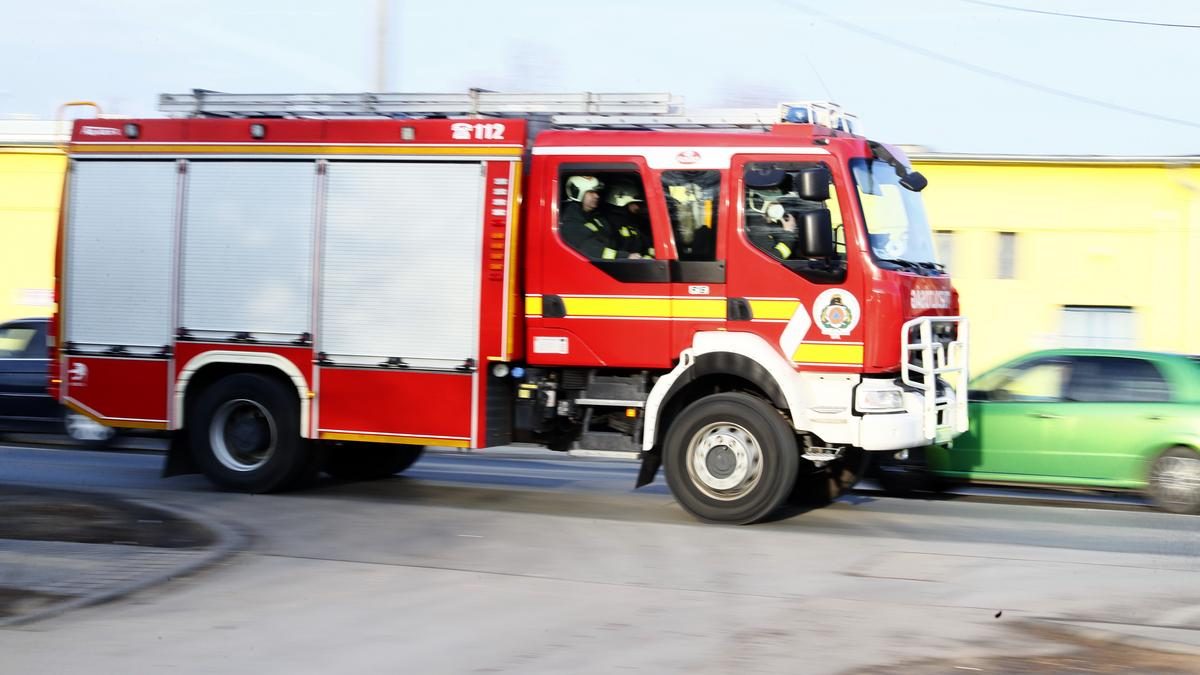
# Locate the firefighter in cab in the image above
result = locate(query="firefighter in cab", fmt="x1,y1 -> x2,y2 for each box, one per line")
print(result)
560,175 -> 644,260
604,180 -> 654,259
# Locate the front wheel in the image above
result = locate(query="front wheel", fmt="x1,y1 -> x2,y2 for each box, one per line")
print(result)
1146,447 -> 1200,514
664,392 -> 799,524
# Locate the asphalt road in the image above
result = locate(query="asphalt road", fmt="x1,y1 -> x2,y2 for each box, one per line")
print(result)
2,441 -> 1200,673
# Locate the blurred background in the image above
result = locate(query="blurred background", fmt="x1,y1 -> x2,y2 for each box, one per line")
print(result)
2,0 -> 1198,374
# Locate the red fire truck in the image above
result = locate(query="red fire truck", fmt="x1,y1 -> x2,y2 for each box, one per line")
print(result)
50,91 -> 967,524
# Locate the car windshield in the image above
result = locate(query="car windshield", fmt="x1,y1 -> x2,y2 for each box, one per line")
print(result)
851,158 -> 938,267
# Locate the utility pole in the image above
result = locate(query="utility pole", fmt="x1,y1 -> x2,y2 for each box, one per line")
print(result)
375,0 -> 388,91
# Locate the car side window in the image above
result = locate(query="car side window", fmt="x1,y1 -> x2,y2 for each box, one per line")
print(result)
1066,356 -> 1171,403
989,359 -> 1069,402
0,324 -> 41,359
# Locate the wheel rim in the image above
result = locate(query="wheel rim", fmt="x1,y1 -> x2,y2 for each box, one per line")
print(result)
210,399 -> 276,472
685,422 -> 763,501
65,413 -> 116,442
1151,453 -> 1200,510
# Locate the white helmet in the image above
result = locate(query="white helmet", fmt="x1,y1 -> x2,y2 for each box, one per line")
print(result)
607,181 -> 644,207
565,175 -> 603,202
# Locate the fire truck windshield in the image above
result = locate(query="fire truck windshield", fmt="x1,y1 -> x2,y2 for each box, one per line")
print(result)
851,158 -> 939,270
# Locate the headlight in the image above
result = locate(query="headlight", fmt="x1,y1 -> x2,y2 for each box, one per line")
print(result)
856,388 -> 905,412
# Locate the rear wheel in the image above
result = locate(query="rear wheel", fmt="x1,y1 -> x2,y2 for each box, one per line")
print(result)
188,373 -> 317,492
1146,447 -> 1200,514
664,392 -> 799,524
324,443 -> 424,481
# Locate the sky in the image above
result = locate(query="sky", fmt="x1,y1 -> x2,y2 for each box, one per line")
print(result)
2,0 -> 1198,156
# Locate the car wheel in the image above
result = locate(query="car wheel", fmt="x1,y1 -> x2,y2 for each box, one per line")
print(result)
664,392 -> 799,525
1146,446 -> 1200,515
63,412 -> 117,448
324,443 -> 424,481
188,373 -> 318,493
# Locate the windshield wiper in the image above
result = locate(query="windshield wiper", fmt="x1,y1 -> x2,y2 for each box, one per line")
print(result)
877,257 -> 940,275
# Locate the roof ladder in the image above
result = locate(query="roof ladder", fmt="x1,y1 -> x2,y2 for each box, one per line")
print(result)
158,89 -> 684,119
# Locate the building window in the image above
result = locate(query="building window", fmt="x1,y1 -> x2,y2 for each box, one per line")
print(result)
1060,305 -> 1136,349
997,231 -> 1016,279
934,230 -> 954,274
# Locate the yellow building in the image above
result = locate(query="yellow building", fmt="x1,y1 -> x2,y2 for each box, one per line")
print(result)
0,121 -> 67,323
912,153 -> 1200,374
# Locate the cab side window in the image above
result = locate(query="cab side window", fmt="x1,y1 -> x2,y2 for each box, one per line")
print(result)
558,166 -> 654,261
743,162 -> 842,261
661,170 -> 720,261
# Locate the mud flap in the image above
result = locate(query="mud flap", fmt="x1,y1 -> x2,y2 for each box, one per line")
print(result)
635,449 -> 661,488
162,432 -> 199,477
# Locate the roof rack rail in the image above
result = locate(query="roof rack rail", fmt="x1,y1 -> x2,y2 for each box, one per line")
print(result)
156,90 -> 861,133
158,89 -> 683,119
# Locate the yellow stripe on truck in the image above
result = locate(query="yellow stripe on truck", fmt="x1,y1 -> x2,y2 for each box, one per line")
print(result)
525,296 -> 544,316
792,342 -> 864,364
748,299 -> 801,320
560,296 -> 726,319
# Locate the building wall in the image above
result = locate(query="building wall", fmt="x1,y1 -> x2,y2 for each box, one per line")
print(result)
913,156 -> 1200,374
0,145 -> 65,323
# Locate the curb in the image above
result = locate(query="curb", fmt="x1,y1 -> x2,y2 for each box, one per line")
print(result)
0,493 -> 245,628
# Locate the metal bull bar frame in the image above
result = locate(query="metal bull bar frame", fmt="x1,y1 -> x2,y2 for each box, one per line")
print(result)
901,316 -> 970,443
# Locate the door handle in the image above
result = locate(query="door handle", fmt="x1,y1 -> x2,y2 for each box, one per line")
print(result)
1031,412 -> 1062,420
1145,415 -> 1167,422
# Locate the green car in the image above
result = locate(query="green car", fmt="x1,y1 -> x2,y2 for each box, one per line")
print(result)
882,349 -> 1200,514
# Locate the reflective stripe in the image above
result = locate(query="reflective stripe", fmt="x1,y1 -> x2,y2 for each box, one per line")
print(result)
646,247 -> 655,258
560,296 -> 726,319
792,342 -> 864,365
585,221 -> 600,232
619,226 -> 632,237
774,241 -> 792,258
602,247 -> 618,259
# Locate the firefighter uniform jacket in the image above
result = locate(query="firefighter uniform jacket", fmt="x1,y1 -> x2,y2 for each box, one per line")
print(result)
607,208 -> 654,258
561,203 -> 628,259
748,224 -> 800,260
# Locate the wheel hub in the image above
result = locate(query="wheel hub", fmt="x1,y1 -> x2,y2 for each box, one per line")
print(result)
1154,455 -> 1200,507
687,423 -> 763,501
211,399 -> 277,472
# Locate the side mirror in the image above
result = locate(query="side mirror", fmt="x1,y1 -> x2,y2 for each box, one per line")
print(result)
794,167 -> 831,201
899,171 -> 928,192
797,208 -> 834,258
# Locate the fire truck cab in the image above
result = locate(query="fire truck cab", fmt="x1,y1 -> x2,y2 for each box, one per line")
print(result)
52,91 -> 967,524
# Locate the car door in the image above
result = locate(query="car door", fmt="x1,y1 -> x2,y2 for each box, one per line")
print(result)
0,320 -> 55,423
941,356 -> 1071,478
1047,355 -> 1175,483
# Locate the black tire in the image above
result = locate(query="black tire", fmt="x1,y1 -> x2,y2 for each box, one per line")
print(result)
324,443 -> 424,481
791,447 -> 868,505
663,392 -> 799,524
874,447 -> 941,497
1146,446 -> 1200,515
188,373 -> 316,493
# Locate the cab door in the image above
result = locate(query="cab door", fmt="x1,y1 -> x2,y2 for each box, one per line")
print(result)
723,155 -> 866,370
525,156 -> 673,368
